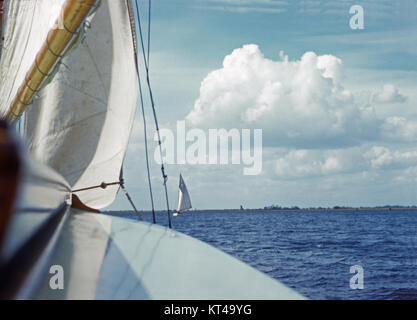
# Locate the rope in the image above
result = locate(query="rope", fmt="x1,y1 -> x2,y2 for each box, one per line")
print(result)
147,0 -> 151,67
72,178 -> 143,221
135,0 -> 172,229
72,181 -> 121,193
127,0 -> 156,224
138,59 -> 157,224
120,177 -> 143,221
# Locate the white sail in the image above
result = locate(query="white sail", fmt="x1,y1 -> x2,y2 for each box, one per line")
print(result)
177,174 -> 192,213
1,0 -> 138,209
0,0 -> 67,116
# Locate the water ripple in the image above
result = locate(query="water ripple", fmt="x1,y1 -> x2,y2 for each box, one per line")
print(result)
108,209 -> 417,300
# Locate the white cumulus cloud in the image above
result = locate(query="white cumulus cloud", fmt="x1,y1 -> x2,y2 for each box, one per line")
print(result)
186,44 -> 380,148
364,146 -> 417,169
273,145 -> 417,179
381,116 -> 417,142
373,84 -> 407,104
273,147 -> 367,178
186,44 -> 417,149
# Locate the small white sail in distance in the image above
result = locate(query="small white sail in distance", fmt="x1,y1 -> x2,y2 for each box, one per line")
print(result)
175,174 -> 192,215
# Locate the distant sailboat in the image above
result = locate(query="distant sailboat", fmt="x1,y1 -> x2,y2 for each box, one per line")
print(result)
173,174 -> 192,216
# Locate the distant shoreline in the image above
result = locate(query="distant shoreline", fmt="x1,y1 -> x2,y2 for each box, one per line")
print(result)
105,206 -> 417,214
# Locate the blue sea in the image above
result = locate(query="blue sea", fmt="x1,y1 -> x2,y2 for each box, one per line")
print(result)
107,209 -> 417,300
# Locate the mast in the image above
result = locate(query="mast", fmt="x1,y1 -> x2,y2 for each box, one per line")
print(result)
4,0 -> 99,123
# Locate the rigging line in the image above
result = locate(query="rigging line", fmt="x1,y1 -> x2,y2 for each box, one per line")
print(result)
134,0 -> 148,70
147,0 -> 151,67
72,178 -> 143,221
135,0 -> 172,229
128,0 -> 156,224
122,187 -> 142,221
120,169 -> 143,221
72,181 -> 121,193
138,64 -> 157,224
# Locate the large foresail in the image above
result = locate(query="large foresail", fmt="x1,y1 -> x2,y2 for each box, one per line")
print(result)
1,0 -> 138,209
177,175 -> 192,212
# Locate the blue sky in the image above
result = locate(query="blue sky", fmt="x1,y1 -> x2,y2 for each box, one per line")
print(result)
109,0 -> 417,211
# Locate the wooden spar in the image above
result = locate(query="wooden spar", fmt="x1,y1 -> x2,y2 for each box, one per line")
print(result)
5,0 -> 99,123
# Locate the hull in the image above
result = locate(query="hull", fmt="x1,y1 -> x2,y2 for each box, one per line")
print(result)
35,210 -> 305,299
0,158 -> 71,299
0,158 -> 305,300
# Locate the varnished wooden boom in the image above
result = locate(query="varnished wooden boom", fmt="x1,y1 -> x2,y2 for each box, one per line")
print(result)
6,0 -> 99,123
